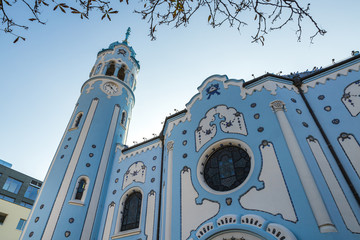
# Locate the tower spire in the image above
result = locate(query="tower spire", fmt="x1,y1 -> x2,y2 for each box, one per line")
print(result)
123,27 -> 131,44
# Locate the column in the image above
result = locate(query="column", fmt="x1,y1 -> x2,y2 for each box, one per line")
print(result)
164,141 -> 174,240
270,100 -> 336,233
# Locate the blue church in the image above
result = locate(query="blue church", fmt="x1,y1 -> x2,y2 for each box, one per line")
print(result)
21,30 -> 360,240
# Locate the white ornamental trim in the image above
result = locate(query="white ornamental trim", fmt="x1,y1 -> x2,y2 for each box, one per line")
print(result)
118,141 -> 162,163
301,62 -> 360,92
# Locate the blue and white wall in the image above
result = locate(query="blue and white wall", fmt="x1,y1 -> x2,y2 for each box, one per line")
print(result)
21,40 -> 139,240
22,43 -> 360,240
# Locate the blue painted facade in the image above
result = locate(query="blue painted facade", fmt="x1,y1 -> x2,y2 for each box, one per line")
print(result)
21,36 -> 360,240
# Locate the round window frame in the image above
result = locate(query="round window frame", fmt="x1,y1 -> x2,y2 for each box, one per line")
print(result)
197,139 -> 254,195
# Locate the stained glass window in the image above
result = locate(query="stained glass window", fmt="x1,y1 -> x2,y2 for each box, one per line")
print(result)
204,146 -> 251,191
121,192 -> 142,231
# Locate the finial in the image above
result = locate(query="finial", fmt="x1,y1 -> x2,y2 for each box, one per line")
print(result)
123,27 -> 131,43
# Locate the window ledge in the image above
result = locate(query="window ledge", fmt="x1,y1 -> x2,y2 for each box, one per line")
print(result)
111,229 -> 141,239
68,200 -> 84,206
68,127 -> 78,132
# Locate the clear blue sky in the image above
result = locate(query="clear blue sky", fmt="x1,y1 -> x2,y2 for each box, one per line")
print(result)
1,0 -> 359,180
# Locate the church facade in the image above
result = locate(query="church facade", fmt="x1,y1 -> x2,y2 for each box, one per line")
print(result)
21,34 -> 360,240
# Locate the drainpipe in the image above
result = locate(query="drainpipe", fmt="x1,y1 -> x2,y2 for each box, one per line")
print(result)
293,77 -> 360,206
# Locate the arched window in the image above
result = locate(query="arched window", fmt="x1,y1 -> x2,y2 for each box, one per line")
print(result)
69,176 -> 90,205
74,113 -> 82,128
121,192 -> 142,231
121,111 -> 126,126
70,112 -> 83,131
117,65 -> 126,81
75,178 -> 86,200
95,63 -> 103,75
105,62 -> 116,76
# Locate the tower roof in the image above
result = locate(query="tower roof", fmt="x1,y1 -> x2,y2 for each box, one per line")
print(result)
97,28 -> 138,65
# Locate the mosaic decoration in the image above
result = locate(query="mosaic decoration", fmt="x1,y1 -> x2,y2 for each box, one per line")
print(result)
341,80 -> 360,116
318,95 -> 325,100
122,162 -> 146,189
117,49 -> 126,56
205,83 -> 220,99
195,105 -> 247,151
324,106 -> 331,112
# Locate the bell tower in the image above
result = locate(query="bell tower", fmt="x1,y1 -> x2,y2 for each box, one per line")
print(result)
21,28 -> 140,240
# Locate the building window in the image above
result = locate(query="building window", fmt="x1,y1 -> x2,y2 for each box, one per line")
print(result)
203,145 -> 251,192
0,213 -> 7,225
75,179 -> 86,200
121,192 -> 142,231
71,112 -> 83,129
20,202 -> 33,209
16,219 -> 26,230
117,65 -> 126,81
121,111 -> 126,126
0,194 -> 15,203
70,176 -> 90,205
105,62 -> 116,76
2,177 -> 22,194
95,63 -> 102,75
24,186 -> 39,201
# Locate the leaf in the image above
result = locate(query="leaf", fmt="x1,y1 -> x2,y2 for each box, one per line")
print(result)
29,18 -> 37,21
107,14 -> 111,21
13,37 -> 19,43
101,13 -> 106,20
60,6 -> 66,13
254,14 -> 257,20
208,15 -> 211,22
53,5 -> 58,10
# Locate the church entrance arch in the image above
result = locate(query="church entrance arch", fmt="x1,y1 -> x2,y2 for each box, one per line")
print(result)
207,229 -> 268,240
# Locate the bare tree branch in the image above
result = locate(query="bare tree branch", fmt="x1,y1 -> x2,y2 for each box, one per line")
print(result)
0,0 -> 325,44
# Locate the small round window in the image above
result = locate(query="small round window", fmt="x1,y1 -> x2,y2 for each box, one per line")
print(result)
204,145 -> 251,192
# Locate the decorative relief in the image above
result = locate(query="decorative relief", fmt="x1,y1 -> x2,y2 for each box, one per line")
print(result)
216,214 -> 237,226
165,114 -> 191,138
270,100 -> 286,112
145,190 -> 156,240
206,84 -> 220,99
118,141 -> 162,162
341,80 -> 360,116
190,214 -> 297,240
195,105 -> 247,151
181,167 -> 219,240
196,222 -> 214,238
240,80 -> 298,99
240,214 -> 264,228
239,141 -> 297,222
266,223 -> 297,240
301,62 -> 360,92
308,135 -> 360,233
338,133 -> 360,178
122,162 -> 146,189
